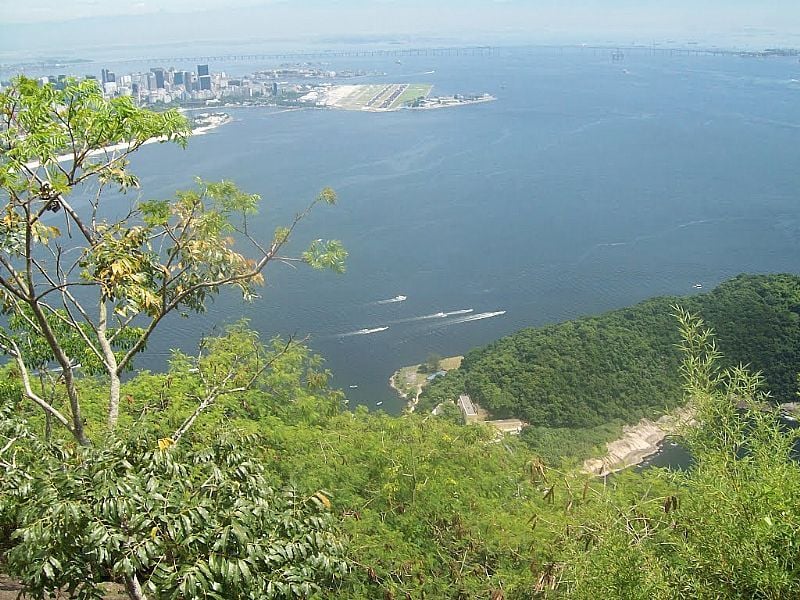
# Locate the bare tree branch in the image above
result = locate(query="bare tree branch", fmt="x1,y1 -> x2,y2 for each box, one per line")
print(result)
2,338 -> 72,432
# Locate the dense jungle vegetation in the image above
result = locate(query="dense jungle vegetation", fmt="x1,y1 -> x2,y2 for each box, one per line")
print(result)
3,316 -> 799,599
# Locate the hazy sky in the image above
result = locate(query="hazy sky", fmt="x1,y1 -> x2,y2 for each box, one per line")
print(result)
2,0 -> 797,27
2,1 -> 800,56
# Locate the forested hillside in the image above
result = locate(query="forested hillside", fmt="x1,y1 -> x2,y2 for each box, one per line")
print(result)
0,327 -> 575,599
6,315 -> 798,600
419,275 -> 800,430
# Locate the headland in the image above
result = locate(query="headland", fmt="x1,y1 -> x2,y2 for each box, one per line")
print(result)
389,355 -> 463,411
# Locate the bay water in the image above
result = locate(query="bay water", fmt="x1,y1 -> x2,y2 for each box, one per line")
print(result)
51,47 -> 800,413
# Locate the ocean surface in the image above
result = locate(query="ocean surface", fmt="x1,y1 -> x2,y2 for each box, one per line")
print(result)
40,46 -> 800,413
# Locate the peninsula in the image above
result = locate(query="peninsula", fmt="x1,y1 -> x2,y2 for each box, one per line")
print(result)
389,355 -> 463,411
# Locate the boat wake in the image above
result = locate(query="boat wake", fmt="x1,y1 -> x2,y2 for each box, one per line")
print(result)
436,310 -> 506,327
338,326 -> 390,337
442,309 -> 474,316
392,309 -> 474,323
375,295 -> 407,304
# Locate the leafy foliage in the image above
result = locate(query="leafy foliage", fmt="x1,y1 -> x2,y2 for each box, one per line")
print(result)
0,408 -> 347,599
257,409 -> 566,599
0,76 -> 349,599
0,76 -> 344,444
3,307 -> 798,599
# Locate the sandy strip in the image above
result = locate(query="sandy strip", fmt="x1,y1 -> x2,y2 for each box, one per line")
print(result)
24,116 -> 231,169
583,406 -> 696,476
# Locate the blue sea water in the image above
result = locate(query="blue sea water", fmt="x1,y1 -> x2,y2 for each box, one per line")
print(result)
61,47 -> 800,412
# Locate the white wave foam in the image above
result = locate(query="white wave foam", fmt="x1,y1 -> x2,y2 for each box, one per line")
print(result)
338,326 -> 389,337
444,309 -> 474,316
391,308 -> 474,324
375,295 -> 407,304
437,311 -> 506,327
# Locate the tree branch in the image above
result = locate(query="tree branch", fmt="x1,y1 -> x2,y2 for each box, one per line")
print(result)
2,338 -> 72,432
171,336 -> 298,443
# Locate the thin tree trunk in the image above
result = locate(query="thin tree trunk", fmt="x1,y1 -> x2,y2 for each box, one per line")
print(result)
107,371 -> 121,429
97,300 -> 122,431
28,303 -> 89,445
38,373 -> 52,442
124,574 -> 147,600
60,365 -> 89,445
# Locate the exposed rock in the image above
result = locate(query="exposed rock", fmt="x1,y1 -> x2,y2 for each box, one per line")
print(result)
583,407 -> 696,475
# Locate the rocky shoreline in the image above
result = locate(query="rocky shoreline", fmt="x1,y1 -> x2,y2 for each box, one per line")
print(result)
583,407 -> 696,476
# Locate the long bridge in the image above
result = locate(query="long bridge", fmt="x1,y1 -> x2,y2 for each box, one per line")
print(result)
2,46 -> 495,72
142,46 -> 495,63
3,44 -> 797,73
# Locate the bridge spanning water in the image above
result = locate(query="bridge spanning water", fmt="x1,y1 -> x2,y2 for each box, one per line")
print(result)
4,43 -> 795,73
2,46 -> 495,72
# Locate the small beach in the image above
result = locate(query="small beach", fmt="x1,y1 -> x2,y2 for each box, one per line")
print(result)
583,406 -> 696,475
389,355 -> 463,412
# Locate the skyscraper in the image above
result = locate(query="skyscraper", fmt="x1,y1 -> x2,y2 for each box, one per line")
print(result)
151,68 -> 165,89
173,71 -> 184,85
197,64 -> 209,77
199,75 -> 212,91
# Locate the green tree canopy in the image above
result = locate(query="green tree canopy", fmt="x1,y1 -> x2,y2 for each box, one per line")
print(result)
0,76 -> 345,445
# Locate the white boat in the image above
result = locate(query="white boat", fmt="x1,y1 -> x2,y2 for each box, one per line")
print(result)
356,326 -> 389,334
376,401 -> 383,406
692,283 -> 703,289
376,295 -> 407,304
349,385 -> 358,389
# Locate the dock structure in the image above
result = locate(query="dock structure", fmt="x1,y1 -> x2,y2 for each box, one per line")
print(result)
457,394 -> 479,424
